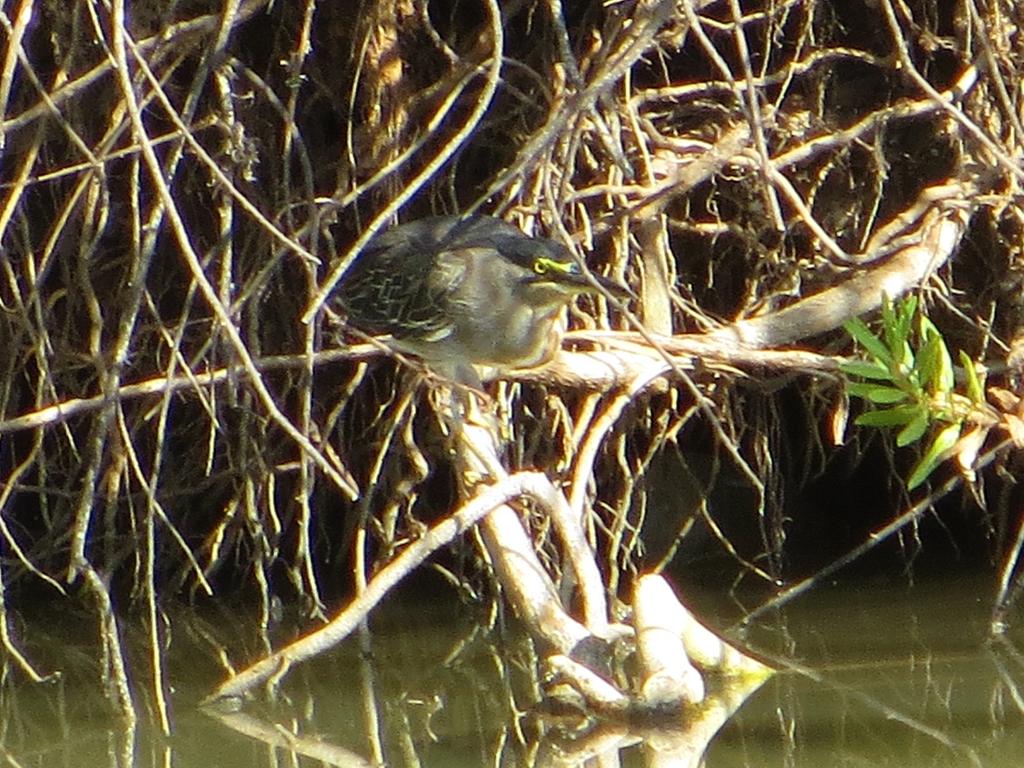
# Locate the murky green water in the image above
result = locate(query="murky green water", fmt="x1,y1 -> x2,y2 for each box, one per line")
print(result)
1,571 -> 1021,767
707,572 -> 1024,768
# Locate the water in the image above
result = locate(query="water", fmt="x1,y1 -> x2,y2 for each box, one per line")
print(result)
708,573 -> 1024,768
1,572 -> 1021,767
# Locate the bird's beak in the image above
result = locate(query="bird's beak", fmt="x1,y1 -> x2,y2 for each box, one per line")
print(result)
587,271 -> 633,301
550,268 -> 633,301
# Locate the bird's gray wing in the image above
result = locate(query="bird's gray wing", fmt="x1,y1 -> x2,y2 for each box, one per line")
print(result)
332,231 -> 468,340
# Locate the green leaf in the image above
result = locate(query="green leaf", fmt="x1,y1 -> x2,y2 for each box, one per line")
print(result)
863,385 -> 910,404
935,340 -> 954,393
846,381 -> 876,397
895,296 -> 917,348
883,295 -> 915,359
960,351 -> 984,404
846,381 -> 909,403
907,422 -> 961,490
914,332 -> 939,390
918,313 -> 939,336
881,294 -> 897,348
918,316 -> 954,393
896,340 -> 915,373
840,359 -> 893,381
844,317 -> 892,364
896,412 -> 929,447
855,404 -> 926,427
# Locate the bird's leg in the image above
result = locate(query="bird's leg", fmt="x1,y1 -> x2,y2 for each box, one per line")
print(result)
446,394 -> 508,486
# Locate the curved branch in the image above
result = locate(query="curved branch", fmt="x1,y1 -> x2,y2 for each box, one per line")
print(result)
204,470 -> 562,703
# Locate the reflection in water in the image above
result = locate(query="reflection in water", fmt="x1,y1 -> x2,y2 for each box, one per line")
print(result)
1,574 -> 1023,766
706,572 -> 1024,768
205,708 -> 374,767
205,666 -> 766,768
531,672 -> 767,767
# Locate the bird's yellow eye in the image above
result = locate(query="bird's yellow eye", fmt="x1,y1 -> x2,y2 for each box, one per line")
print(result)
534,257 -> 571,276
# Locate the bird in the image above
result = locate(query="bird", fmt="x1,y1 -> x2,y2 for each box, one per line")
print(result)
330,215 -> 629,386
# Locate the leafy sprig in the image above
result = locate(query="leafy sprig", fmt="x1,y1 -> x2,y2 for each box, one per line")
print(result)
841,296 -> 986,489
